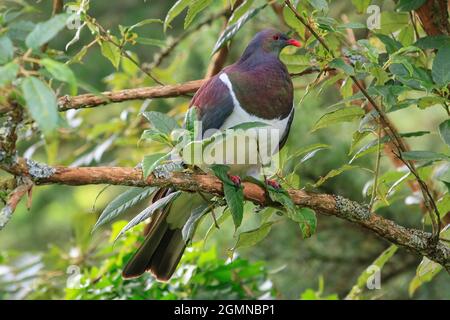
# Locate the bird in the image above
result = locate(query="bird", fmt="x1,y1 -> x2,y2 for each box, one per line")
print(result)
122,29 -> 300,281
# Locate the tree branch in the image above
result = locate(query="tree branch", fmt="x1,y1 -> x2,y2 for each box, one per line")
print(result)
2,158 -> 449,272
57,68 -> 330,111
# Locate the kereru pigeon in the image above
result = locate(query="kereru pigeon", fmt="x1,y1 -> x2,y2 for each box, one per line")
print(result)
122,29 -> 300,281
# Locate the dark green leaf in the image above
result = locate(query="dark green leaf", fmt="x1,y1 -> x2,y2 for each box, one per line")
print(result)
223,183 -> 244,229
432,47 -> 450,86
21,77 -> 59,135
396,0 -> 426,11
135,37 -> 166,47
374,33 -> 402,54
142,111 -> 180,135
93,187 -> 156,231
414,35 -> 450,50
25,13 -> 70,49
212,4 -> 267,55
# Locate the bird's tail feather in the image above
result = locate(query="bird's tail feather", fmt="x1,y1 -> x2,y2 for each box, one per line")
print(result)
122,189 -> 196,281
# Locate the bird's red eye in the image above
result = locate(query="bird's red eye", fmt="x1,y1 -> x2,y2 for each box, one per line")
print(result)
273,35 -> 279,40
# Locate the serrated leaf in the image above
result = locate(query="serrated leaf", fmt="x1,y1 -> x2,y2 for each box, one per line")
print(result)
184,0 -> 212,29
100,40 -> 121,69
164,0 -> 191,32
438,120 -> 450,147
211,3 -> 267,55
40,58 -> 77,95
142,111 -> 180,135
116,191 -> 181,240
234,222 -> 273,249
25,13 -> 70,49
21,77 -> 59,135
0,62 -> 19,86
401,151 -> 449,162
142,153 -> 168,178
93,187 -> 156,231
0,36 -> 14,64
311,106 -> 365,132
432,46 -> 450,86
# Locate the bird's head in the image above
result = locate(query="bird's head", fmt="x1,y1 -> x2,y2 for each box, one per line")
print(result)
240,29 -> 301,61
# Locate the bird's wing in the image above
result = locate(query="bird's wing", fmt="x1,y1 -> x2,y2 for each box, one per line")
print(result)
189,73 -> 235,135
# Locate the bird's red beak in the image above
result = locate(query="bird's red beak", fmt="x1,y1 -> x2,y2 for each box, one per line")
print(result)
286,39 -> 301,47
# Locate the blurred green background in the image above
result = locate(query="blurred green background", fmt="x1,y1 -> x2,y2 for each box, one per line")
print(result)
0,0 -> 449,299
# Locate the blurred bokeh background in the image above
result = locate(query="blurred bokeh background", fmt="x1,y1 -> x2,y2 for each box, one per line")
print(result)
0,0 -> 449,299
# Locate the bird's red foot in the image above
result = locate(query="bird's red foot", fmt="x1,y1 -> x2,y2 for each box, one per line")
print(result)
265,179 -> 281,189
228,174 -> 241,187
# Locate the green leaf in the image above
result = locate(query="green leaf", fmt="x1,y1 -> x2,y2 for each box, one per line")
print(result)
374,33 -> 402,54
100,41 -> 121,70
20,77 -> 59,135
142,153 -> 168,178
210,164 -> 244,228
417,96 -> 447,109
127,19 -> 162,32
307,0 -> 328,12
286,143 -> 330,164
396,0 -> 426,11
414,35 -> 450,50
40,58 -> 77,95
93,187 -> 156,231
116,191 -> 181,240
0,62 -> 19,86
432,46 -> 450,86
314,164 -> 359,187
211,4 -> 267,55
184,106 -> 198,135
329,58 -> 355,76
229,0 -> 255,25
223,183 -> 244,229
164,0 -> 190,32
184,0 -> 212,29
234,222 -> 273,249
142,111 -> 180,135
311,106 -> 365,132
438,120 -> 450,147
135,37 -> 166,47
379,12 -> 409,34
351,0 -> 371,13
296,208 -> 317,238
25,13 -> 69,49
0,36 -> 14,64
401,151 -> 449,162
347,245 -> 398,299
